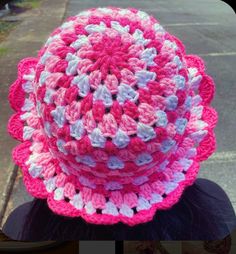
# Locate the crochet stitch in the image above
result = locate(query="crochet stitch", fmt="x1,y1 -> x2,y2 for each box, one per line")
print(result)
8,7 -> 217,226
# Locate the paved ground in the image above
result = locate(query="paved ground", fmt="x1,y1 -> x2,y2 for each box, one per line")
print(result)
1,0 -> 236,228
0,0 -> 68,227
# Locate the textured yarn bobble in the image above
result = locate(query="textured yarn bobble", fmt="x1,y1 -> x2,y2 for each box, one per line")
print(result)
8,7 -> 217,226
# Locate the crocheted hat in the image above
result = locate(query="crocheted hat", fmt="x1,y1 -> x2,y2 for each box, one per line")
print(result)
8,7 -> 218,226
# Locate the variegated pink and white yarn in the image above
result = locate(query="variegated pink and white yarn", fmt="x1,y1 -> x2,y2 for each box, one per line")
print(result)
7,7 -> 218,226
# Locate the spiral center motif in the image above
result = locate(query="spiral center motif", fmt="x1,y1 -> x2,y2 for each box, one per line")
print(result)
83,33 -> 132,80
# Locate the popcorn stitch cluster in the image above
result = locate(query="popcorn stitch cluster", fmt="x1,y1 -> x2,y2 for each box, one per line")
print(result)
8,7 -> 218,225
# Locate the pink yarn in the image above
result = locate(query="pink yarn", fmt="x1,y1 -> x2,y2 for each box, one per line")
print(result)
7,7 -> 217,226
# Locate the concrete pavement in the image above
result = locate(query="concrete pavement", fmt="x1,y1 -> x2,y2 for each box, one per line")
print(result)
1,0 -> 236,227
0,0 -> 69,227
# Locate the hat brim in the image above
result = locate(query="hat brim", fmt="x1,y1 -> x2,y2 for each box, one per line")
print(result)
8,52 -> 217,226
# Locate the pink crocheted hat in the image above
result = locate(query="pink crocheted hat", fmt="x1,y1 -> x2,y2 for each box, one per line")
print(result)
8,7 -> 218,226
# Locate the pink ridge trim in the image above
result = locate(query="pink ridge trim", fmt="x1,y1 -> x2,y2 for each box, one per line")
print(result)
185,54 -> 205,71
196,131 -> 216,162
171,35 -> 186,55
8,79 -> 25,111
199,74 -> 215,105
7,113 -> 24,141
202,106 -> 218,129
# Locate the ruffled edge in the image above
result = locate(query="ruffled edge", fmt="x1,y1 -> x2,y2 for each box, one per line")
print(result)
8,58 -> 48,198
184,54 -> 217,161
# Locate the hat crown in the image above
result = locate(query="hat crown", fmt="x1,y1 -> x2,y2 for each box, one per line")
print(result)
34,7 -> 190,177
